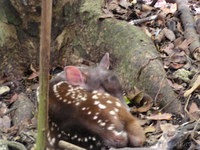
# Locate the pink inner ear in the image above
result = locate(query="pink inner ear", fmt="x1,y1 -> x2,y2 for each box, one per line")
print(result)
64,66 -> 85,85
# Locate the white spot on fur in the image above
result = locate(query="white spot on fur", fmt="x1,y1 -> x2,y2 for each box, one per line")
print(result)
75,102 -> 80,106
94,101 -> 100,105
115,101 -> 121,107
106,100 -> 112,104
109,110 -> 116,115
92,95 -> 99,99
98,104 -> 106,109
97,119 -> 102,123
100,122 -> 106,126
67,101 -> 72,104
107,125 -> 115,130
104,93 -> 110,96
97,92 -> 102,96
50,138 -> 55,146
92,137 -> 96,141
84,138 -> 88,142
81,97 -> 87,101
92,90 -> 98,94
113,130 -> 127,137
90,145 -> 93,149
82,107 -> 86,110
58,134 -> 61,138
88,111 -> 91,115
114,108 -> 119,112
93,116 -> 98,120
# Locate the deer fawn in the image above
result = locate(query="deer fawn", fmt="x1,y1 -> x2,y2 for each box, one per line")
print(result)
42,53 -> 145,149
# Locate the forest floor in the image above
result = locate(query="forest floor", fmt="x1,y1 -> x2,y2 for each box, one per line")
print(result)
0,0 -> 200,150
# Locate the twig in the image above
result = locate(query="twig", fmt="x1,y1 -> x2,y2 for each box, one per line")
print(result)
150,0 -> 158,7
183,94 -> 197,121
191,118 -> 200,144
58,140 -> 86,150
176,0 -> 200,60
0,107 -> 17,117
129,15 -> 158,25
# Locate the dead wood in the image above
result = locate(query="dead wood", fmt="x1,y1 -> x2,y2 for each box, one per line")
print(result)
176,0 -> 200,60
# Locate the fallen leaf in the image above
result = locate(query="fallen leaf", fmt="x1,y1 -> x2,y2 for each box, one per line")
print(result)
161,43 -> 174,55
169,63 -> 185,69
147,113 -> 172,120
131,93 -> 153,113
145,125 -> 156,133
28,72 -> 39,79
0,86 -> 10,95
160,122 -> 178,133
30,64 -> 37,73
99,14 -> 114,19
189,102 -> 199,114
124,96 -> 131,104
175,39 -> 192,51
163,28 -> 176,41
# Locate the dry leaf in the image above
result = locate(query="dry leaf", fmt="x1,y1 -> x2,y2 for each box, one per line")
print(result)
147,113 -> 172,120
145,125 -> 156,133
131,94 -> 153,113
28,72 -> 39,79
99,14 -> 114,19
163,28 -> 176,41
161,43 -> 174,55
30,64 -> 37,73
169,63 -> 185,69
160,122 -> 178,133
189,102 -> 199,114
184,75 -> 200,97
175,39 -> 193,51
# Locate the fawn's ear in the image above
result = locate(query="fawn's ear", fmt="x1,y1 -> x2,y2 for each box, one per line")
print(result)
64,66 -> 85,85
99,53 -> 110,70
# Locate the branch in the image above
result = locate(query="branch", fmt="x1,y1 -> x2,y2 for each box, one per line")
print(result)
36,0 -> 52,149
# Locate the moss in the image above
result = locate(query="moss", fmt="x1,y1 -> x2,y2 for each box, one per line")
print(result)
0,23 -> 17,47
2,0 -> 21,25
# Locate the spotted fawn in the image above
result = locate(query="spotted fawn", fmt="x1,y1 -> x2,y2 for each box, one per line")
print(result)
45,53 -> 145,149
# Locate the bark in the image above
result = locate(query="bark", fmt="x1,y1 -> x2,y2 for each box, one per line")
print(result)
176,0 -> 200,60
0,0 -> 182,113
36,0 -> 52,149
